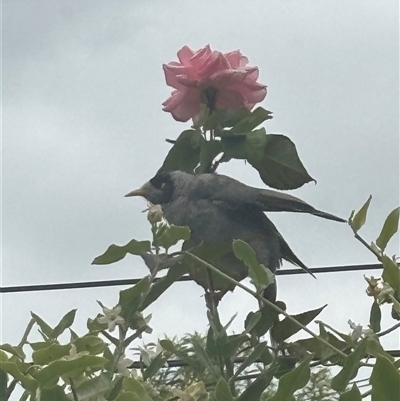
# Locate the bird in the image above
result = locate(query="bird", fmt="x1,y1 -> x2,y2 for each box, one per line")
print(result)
125,170 -> 346,302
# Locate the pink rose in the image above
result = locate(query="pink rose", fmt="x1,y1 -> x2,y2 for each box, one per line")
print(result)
162,45 -> 267,122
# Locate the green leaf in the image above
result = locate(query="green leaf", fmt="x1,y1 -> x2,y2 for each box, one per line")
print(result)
51,309 -> 77,339
366,337 -> 394,362
215,377 -> 233,401
271,305 -> 327,343
231,107 -> 273,133
331,339 -> 368,392
162,129 -> 204,173
74,335 -> 105,355
191,338 -> 220,377
382,255 -> 400,292
92,239 -> 151,265
31,312 -> 53,338
122,377 -> 154,401
221,135 -> 248,160
268,355 -> 312,401
370,356 -> 400,401
114,393 -> 142,401
74,373 -> 110,400
140,263 -> 187,310
233,239 -> 273,290
155,223 -> 191,250
237,367 -> 276,401
196,140 -> 222,174
245,304 -> 279,337
36,355 -> 107,387
142,352 -> 168,380
249,133 -> 315,190
40,385 -> 71,401
119,277 -> 151,307
339,384 -> 362,401
369,301 -> 381,333
32,344 -> 71,365
108,377 -> 124,401
0,344 -> 25,360
0,361 -> 38,391
221,334 -> 248,360
376,207 -> 399,251
204,108 -> 251,130
350,196 -> 372,233
235,342 -> 269,379
0,369 -> 8,400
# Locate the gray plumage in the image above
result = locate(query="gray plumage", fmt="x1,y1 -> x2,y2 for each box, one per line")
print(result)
126,170 -> 345,299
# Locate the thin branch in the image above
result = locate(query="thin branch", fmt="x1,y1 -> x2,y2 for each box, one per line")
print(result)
69,378 -> 79,401
185,251 -> 348,359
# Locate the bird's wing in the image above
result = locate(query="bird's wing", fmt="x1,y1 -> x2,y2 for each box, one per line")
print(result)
190,174 -> 346,223
255,189 -> 346,222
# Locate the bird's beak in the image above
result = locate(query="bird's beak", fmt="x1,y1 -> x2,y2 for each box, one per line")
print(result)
124,188 -> 147,198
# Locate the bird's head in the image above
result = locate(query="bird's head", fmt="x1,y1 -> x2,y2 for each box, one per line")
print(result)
125,171 -> 174,204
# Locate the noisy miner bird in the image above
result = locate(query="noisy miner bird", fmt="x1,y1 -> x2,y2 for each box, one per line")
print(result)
125,170 -> 346,302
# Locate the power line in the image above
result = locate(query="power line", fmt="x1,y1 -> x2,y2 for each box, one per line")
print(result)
0,263 -> 382,294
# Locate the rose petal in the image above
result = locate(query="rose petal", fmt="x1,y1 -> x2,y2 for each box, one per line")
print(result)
177,46 -> 195,65
163,90 -> 201,122
224,50 -> 249,68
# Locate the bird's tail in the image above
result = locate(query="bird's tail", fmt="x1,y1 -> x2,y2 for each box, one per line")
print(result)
311,210 -> 347,223
278,235 -> 316,278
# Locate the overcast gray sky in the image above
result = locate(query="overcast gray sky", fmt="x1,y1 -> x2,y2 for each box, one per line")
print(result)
1,0 -> 399,364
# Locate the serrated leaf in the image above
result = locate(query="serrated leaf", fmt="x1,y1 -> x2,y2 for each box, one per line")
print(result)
30,313 -> 53,338
370,356 -> 400,401
122,377 -> 153,401
51,309 -> 77,339
268,355 -> 312,401
119,277 -> 151,307
32,344 -> 71,365
331,339 -> 368,392
271,305 -> 327,343
215,377 -> 233,401
339,384 -> 362,401
350,196 -> 372,233
369,301 -> 381,333
92,239 -> 151,265
382,255 -> 400,292
36,355 -> 107,386
162,129 -> 204,173
233,239 -> 273,290
155,223 -> 191,250
250,133 -> 315,190
376,207 -> 399,251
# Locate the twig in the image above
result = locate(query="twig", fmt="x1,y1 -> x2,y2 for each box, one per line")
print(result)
185,251 -> 348,359
353,232 -> 382,261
